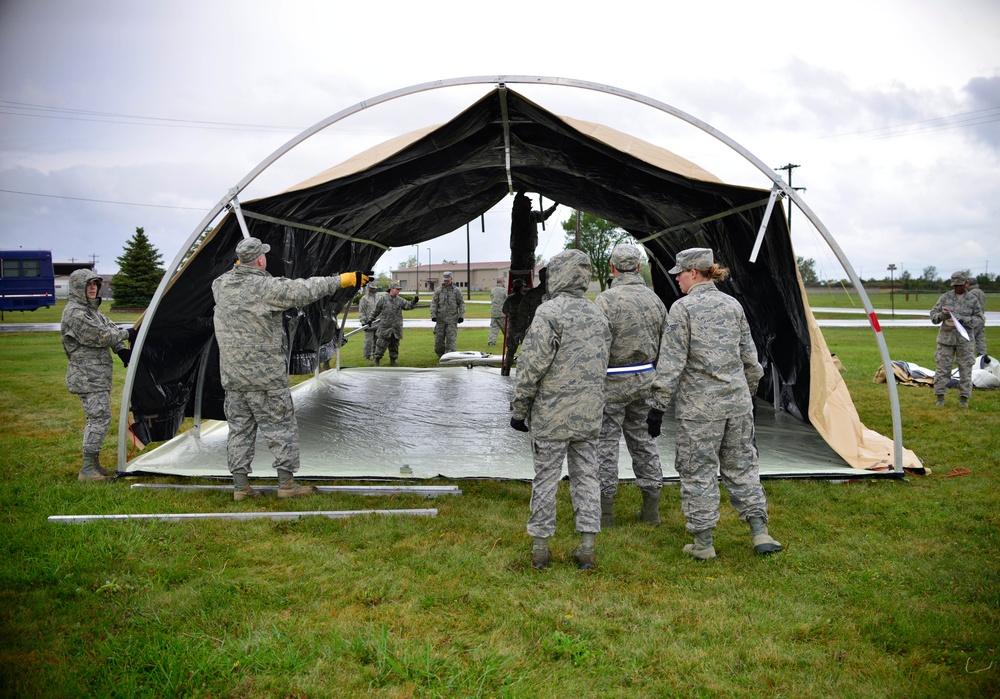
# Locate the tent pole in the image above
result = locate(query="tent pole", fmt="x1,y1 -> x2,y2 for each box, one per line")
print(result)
191,340 -> 213,440
121,74 -> 905,474
750,184 -> 782,264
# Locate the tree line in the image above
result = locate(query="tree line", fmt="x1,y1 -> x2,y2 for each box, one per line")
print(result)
797,257 -> 998,291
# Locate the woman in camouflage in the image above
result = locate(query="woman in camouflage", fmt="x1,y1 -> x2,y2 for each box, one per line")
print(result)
648,248 -> 781,560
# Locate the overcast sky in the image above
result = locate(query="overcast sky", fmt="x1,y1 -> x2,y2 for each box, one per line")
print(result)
1,0 -> 998,283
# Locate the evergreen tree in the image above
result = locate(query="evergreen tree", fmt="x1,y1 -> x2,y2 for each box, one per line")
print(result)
112,227 -> 164,309
561,211 -> 632,291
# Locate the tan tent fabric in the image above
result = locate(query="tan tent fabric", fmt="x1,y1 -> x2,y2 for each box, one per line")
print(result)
800,283 -> 922,470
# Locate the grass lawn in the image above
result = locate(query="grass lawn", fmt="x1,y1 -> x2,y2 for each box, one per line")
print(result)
1,321 -> 998,697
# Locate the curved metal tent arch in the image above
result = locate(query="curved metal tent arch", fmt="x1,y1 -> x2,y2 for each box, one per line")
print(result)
117,75 -> 904,473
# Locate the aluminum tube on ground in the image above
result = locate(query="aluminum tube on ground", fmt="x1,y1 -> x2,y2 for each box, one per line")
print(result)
130,483 -> 461,497
49,509 -> 438,524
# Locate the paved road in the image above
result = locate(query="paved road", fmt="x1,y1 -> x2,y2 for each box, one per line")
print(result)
4,311 -> 998,334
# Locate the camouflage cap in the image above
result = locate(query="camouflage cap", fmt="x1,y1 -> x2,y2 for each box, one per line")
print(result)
389,281 -> 402,290
610,243 -> 641,272
443,271 -> 453,279
950,271 -> 967,286
236,237 -> 270,264
668,247 -> 714,274
966,276 -> 976,285
367,281 -> 377,289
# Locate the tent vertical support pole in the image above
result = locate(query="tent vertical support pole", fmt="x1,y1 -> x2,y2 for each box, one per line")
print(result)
497,84 -> 513,193
228,191 -> 253,240
749,184 -> 781,263
116,197 -> 232,472
191,340 -> 213,440
770,363 -> 782,413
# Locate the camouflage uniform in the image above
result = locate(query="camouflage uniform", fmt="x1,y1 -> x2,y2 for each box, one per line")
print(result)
510,191 -> 557,274
513,268 -> 547,344
430,279 -> 465,357
511,249 -> 611,538
651,279 -> 768,533
212,262 -> 341,476
930,282 -> 984,399
595,261 -> 667,499
966,281 -> 988,358
501,285 -> 526,374
488,281 -> 507,346
358,286 -> 381,360
370,289 -> 419,364
61,269 -> 130,455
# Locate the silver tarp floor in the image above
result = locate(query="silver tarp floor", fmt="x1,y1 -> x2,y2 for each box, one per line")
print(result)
125,367 -> 863,480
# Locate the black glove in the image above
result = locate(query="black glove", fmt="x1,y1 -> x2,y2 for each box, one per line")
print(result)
646,408 -> 664,438
510,417 -> 529,432
413,295 -> 419,303
126,327 -> 138,345
458,317 -> 464,323
117,348 -> 132,368
431,317 -> 437,322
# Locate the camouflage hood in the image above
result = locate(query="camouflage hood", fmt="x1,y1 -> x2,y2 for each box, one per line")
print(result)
545,249 -> 591,299
68,268 -> 103,307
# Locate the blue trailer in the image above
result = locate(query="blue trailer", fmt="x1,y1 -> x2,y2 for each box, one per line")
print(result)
1,250 -> 56,315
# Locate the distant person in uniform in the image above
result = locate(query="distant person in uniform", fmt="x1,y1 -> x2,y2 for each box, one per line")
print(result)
648,247 -> 781,560
430,271 -> 465,357
510,190 -> 558,277
514,267 -> 548,342
500,278 -> 526,376
212,237 -> 368,500
965,276 -> 988,363
930,271 -> 984,407
503,267 -> 548,376
60,269 -> 136,482
358,281 -> 381,362
488,278 -> 506,348
595,244 -> 668,528
510,249 -> 611,570
370,281 -> 420,366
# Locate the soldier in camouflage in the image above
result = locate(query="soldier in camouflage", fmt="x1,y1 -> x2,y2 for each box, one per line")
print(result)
212,237 -> 369,500
358,281 -> 381,361
930,271 -> 984,407
503,268 -> 548,376
648,248 -> 781,560
370,281 -> 420,366
61,269 -> 136,482
965,276 -> 988,362
430,271 -> 465,357
500,278 -> 526,376
488,278 -> 506,347
510,249 -> 611,570
595,244 -> 668,528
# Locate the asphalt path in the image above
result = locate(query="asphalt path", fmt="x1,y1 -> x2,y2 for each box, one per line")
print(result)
3,309 -> 998,334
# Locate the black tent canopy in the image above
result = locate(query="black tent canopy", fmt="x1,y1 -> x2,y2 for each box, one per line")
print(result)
120,79 -> 916,473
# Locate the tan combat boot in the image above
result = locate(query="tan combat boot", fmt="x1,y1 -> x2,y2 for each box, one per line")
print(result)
276,469 -> 318,498
78,452 -> 107,483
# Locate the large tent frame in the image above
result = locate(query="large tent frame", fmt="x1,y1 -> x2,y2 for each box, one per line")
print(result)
116,75 -> 905,474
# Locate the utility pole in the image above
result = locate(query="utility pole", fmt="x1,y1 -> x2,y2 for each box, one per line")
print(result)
887,264 -> 897,318
89,253 -> 99,272
774,164 -> 805,235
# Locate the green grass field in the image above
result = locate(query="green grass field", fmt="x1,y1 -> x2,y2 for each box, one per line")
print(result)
1,317 -> 998,697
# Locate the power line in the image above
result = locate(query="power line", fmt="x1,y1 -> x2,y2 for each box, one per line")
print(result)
0,99 -> 399,135
0,188 -> 205,211
820,105 -> 1000,142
